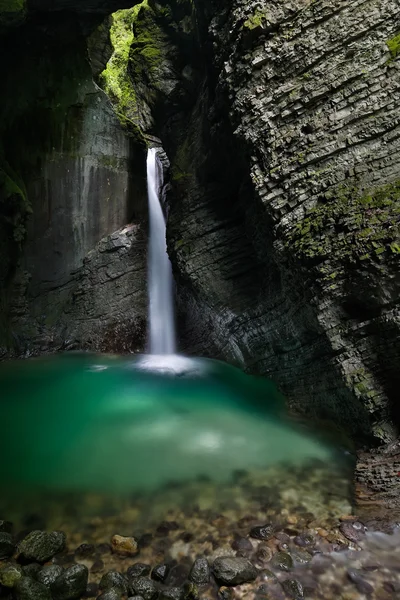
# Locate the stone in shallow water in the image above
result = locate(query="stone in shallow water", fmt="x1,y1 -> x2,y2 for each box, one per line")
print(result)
159,588 -> 182,600
37,565 -> 63,587
17,531 -> 66,563
51,564 -> 89,600
129,577 -> 158,600
212,557 -> 258,586
231,537 -> 253,553
15,576 -> 52,600
100,571 -> 128,594
281,579 -> 304,599
249,524 -> 274,541
0,532 -> 15,559
98,590 -> 121,600
271,552 -> 293,572
347,569 -> 374,594
127,564 -> 151,580
0,563 -> 23,587
111,535 -> 139,557
74,543 -> 95,558
340,522 -> 365,543
189,558 -> 210,584
151,563 -> 170,582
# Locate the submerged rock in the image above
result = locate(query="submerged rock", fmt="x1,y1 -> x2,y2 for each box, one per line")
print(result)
0,532 -> 15,559
111,535 -> 139,557
271,552 -> 293,572
127,564 -> 151,579
15,576 -> 52,600
212,557 -> 257,586
17,531 -> 66,563
37,565 -> 63,587
100,571 -> 128,594
0,563 -> 23,587
98,590 -> 121,600
281,579 -> 304,599
159,588 -> 182,600
151,563 -> 170,582
249,524 -> 274,541
129,577 -> 158,600
189,558 -> 210,584
51,564 -> 88,600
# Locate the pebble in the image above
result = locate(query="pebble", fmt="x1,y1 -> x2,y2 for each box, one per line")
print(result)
98,590 -> 121,600
347,569 -> 374,594
340,522 -> 365,543
51,564 -> 89,600
249,524 -> 274,541
22,564 -> 41,580
231,537 -> 253,553
212,556 -> 258,585
15,576 -> 52,600
0,563 -> 23,587
91,559 -> 105,574
151,563 -> 170,582
37,565 -> 64,587
271,552 -> 293,571
293,533 -> 314,547
189,558 -> 210,584
0,532 -> 15,559
99,570 -> 128,594
127,564 -> 151,579
159,588 -> 182,600
129,576 -> 158,600
281,578 -> 304,598
84,583 -> 99,597
17,531 -> 66,563
111,535 -> 139,557
74,544 -> 95,558
255,544 -> 272,564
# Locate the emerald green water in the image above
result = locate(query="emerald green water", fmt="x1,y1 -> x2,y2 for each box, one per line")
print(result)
0,353 -> 340,494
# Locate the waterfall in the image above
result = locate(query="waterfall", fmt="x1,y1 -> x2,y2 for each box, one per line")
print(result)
147,147 -> 176,355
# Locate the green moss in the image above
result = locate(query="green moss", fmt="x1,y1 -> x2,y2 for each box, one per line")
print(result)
0,0 -> 25,28
99,0 -> 164,139
387,32 -> 400,59
287,180 -> 400,265
243,9 -> 268,30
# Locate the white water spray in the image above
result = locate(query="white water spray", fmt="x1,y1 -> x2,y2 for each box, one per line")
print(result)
147,148 -> 176,355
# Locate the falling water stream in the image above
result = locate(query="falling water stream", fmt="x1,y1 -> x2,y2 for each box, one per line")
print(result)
147,147 -> 176,355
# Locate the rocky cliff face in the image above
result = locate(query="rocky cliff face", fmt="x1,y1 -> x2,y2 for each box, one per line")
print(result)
0,11 -> 147,355
0,0 -> 399,443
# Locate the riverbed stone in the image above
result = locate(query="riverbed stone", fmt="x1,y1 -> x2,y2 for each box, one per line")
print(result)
189,558 -> 210,584
212,557 -> 258,586
37,565 -> 63,587
0,563 -> 23,587
111,535 -> 139,557
151,563 -> 170,582
51,564 -> 89,600
17,531 -> 66,563
249,524 -> 274,541
100,571 -> 128,594
14,576 -> 52,600
127,564 -> 151,579
129,576 -> 158,600
271,552 -> 293,572
0,532 -> 15,559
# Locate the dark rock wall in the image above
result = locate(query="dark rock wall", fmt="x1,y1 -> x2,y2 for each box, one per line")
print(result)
0,13 -> 147,355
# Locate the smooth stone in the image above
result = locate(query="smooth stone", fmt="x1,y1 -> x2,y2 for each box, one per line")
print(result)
17,531 -> 66,563
98,590 -> 121,600
291,549 -> 312,565
0,532 -> 15,559
151,564 -> 170,583
212,557 -> 258,586
189,558 -> 210,585
91,559 -> 105,573
271,552 -> 293,572
182,582 -> 198,600
84,583 -> 99,597
347,569 -> 374,594
127,564 -> 151,580
22,564 -> 41,580
0,563 -> 23,587
281,579 -> 304,599
249,525 -> 274,541
51,564 -> 89,600
231,537 -> 253,553
129,576 -> 158,600
159,588 -> 183,600
37,565 -> 64,587
340,523 -> 365,543
111,535 -> 139,557
255,544 -> 272,564
128,597 -> 145,600
293,533 -> 314,548
15,576 -> 52,600
100,571 -> 128,594
74,544 -> 95,558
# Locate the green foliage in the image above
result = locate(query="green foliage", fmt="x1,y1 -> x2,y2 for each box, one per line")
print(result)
243,9 -> 268,30
287,180 -> 400,264
387,32 -> 400,59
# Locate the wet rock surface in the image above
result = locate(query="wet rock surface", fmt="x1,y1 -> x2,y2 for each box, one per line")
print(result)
212,557 -> 258,586
17,531 -> 66,563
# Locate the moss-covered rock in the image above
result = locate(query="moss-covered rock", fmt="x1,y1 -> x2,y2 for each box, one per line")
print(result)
387,32 -> 400,59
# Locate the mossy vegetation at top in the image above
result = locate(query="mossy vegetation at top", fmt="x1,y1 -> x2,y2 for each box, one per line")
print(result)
100,0 -> 164,139
0,0 -> 25,28
287,180 -> 400,265
387,32 -> 400,59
